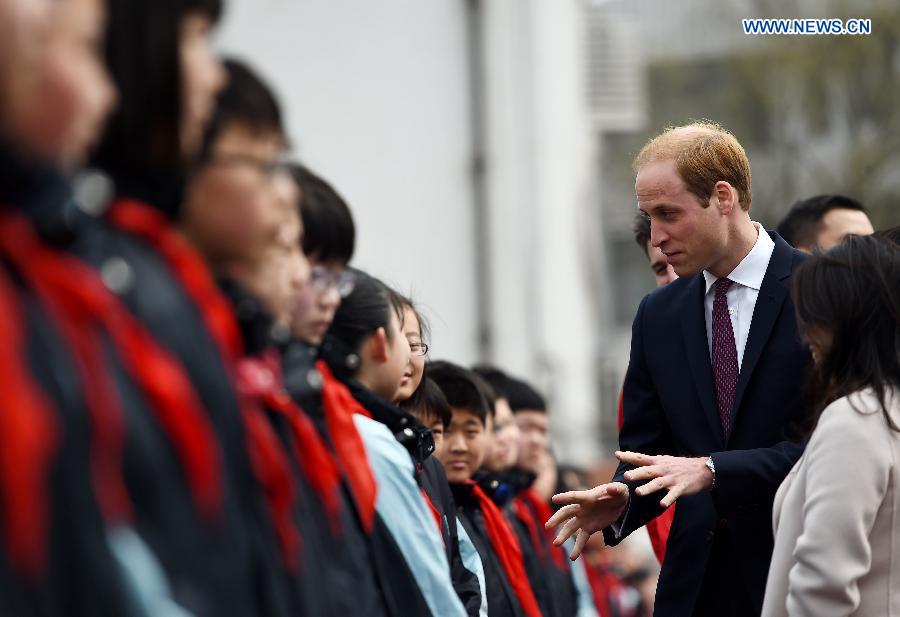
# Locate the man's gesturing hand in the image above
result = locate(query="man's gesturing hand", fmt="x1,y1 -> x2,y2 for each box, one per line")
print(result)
544,482 -> 629,561
617,450 -> 714,509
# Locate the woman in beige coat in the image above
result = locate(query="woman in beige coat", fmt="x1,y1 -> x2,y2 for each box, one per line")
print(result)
762,235 -> 900,617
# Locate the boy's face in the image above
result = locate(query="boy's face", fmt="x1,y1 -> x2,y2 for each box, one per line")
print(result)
439,407 -> 491,484
183,124 -> 310,324
515,409 -> 549,474
183,123 -> 290,265
483,397 -> 520,473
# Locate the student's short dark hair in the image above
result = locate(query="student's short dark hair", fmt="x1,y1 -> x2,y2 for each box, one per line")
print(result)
776,194 -> 867,249
200,59 -> 285,162
327,269 -> 404,357
92,0 -> 224,178
426,361 -> 492,425
401,378 -> 452,430
632,214 -> 652,257
501,374 -> 547,414
472,365 -> 514,400
288,164 -> 355,264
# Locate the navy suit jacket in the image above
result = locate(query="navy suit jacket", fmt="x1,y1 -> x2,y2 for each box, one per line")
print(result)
603,232 -> 811,616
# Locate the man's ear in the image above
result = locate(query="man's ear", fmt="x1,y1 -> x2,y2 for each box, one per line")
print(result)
370,326 -> 390,363
712,181 -> 737,214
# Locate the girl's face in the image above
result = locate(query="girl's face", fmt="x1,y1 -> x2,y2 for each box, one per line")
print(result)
179,12 -> 225,160
802,325 -> 833,366
291,259 -> 345,346
10,0 -> 116,167
371,308 -> 412,402
395,306 -> 425,403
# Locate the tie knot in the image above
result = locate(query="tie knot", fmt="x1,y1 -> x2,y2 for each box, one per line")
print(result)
714,277 -> 734,298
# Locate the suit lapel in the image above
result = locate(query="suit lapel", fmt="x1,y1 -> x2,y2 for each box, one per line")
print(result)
727,233 -> 795,443
680,274 -> 724,447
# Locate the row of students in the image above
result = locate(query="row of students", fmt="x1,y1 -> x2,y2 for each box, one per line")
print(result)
0,0 -> 631,615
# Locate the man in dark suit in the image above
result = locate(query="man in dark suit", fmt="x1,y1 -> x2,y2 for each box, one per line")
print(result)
548,121 -> 810,616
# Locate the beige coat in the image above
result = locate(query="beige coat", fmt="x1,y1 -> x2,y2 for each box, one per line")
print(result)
762,388 -> 900,617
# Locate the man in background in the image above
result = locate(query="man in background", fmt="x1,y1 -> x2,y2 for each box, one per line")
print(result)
776,194 -> 873,252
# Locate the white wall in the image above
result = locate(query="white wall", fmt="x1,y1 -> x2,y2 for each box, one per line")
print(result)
216,0 -> 480,364
217,0 -> 611,465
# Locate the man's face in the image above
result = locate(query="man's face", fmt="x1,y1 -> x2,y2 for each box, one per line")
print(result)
636,159 -> 728,278
645,240 -> 677,287
515,409 -> 548,474
815,208 -> 874,251
439,408 -> 490,484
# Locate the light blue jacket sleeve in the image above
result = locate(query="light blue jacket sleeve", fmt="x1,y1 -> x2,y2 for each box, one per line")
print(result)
354,415 -> 467,617
455,517 -> 488,617
564,537 -> 600,617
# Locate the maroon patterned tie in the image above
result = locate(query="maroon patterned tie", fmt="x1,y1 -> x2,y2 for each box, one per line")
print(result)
712,278 -> 738,435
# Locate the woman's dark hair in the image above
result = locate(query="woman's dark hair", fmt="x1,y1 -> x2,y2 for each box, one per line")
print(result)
288,164 -> 355,264
200,59 -> 285,162
874,224 -> 900,248
401,377 -> 452,430
426,361 -> 493,425
91,0 -> 223,178
793,235 -> 900,434
327,269 -> 404,356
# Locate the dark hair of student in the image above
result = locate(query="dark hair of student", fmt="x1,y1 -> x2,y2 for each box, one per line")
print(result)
632,214 -> 651,257
499,373 -> 547,414
776,194 -> 867,249
472,364 -> 515,400
874,224 -> 900,248
426,361 -> 492,425
401,377 -> 452,430
792,235 -> 900,435
396,294 -> 430,346
91,0 -> 224,179
327,269 -> 404,357
199,58 -> 285,162
288,164 -> 355,264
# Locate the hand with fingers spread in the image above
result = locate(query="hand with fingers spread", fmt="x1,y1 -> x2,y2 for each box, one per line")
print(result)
617,450 -> 714,509
544,482 -> 629,561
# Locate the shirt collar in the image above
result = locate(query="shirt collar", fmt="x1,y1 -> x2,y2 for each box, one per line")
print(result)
703,222 -> 775,294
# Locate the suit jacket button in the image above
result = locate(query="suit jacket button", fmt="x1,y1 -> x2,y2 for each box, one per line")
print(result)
706,530 -> 715,542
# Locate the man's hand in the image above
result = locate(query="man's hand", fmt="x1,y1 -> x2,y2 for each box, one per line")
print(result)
544,482 -> 629,561
617,450 -> 714,509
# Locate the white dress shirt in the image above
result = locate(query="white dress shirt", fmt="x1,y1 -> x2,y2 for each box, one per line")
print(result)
702,223 -> 775,371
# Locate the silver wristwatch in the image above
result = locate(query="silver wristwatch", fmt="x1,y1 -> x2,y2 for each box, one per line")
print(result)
704,456 -> 716,490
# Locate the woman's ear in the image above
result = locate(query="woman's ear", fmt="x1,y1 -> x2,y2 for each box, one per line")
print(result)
370,326 -> 390,363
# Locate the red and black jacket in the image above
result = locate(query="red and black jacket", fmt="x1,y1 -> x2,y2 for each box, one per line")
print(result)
66,182 -> 299,617
280,339 -> 389,617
